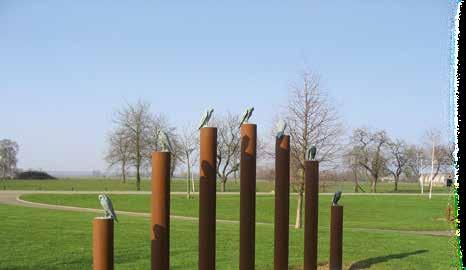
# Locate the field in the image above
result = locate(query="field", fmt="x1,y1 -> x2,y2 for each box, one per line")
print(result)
21,194 -> 452,231
1,177 -> 452,194
0,178 -> 459,269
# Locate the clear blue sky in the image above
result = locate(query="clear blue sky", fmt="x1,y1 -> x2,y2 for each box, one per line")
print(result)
0,1 -> 456,172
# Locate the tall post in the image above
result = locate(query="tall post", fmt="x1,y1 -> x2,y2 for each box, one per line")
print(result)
240,124 -> 257,270
274,135 -> 290,270
304,160 -> 319,270
329,205 -> 343,270
151,152 -> 171,270
93,218 -> 114,270
199,127 -> 217,270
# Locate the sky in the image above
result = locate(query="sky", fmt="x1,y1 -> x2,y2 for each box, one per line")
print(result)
0,1 -> 457,172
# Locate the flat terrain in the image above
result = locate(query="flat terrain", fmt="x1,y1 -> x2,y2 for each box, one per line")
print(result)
0,177 -> 458,269
1,177 -> 452,194
0,201 -> 457,270
21,193 -> 453,231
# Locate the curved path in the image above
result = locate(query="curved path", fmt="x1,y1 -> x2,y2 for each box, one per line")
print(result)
0,191 -> 454,237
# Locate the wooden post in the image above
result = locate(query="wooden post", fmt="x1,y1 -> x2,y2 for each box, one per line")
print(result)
274,135 -> 290,270
199,127 -> 217,270
329,205 -> 343,270
93,218 -> 114,270
151,151 -> 171,270
240,123 -> 257,270
304,160 -> 319,270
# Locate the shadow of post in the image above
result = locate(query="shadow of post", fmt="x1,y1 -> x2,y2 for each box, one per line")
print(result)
348,249 -> 428,270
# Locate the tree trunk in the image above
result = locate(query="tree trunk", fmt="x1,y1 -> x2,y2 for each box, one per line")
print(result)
353,168 -> 358,193
136,164 -> 141,191
121,164 -> 126,183
429,176 -> 434,199
221,178 -> 226,192
186,161 -> 191,199
191,171 -> 196,193
394,176 -> 398,191
295,189 -> 304,229
429,139 -> 435,199
420,176 -> 424,194
371,176 -> 377,193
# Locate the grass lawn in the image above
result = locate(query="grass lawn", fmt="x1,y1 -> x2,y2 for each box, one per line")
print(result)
0,203 -> 458,270
21,194 -> 453,231
1,177 -> 452,194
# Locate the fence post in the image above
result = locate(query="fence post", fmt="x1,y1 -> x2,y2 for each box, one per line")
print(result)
93,218 -> 114,270
151,151 -> 171,270
274,135 -> 290,270
304,160 -> 319,270
199,127 -> 217,270
329,205 -> 343,270
239,123 -> 257,270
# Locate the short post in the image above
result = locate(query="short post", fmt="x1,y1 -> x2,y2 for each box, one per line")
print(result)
151,151 -> 171,270
274,135 -> 290,270
93,218 -> 114,270
304,160 -> 319,270
240,124 -> 257,270
329,205 -> 343,270
199,127 -> 217,270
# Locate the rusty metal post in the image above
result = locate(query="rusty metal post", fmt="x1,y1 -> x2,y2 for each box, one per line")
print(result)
329,205 -> 343,270
93,218 -> 114,270
151,151 -> 171,270
199,127 -> 217,270
274,135 -> 290,270
240,124 -> 257,270
304,160 -> 319,270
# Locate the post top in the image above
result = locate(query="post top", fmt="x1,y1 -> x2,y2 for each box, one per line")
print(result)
94,217 -> 113,220
200,126 -> 217,130
152,151 -> 171,156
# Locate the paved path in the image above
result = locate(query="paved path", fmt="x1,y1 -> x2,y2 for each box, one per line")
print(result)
0,191 -> 454,237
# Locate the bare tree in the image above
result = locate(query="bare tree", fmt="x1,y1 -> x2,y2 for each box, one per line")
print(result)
350,128 -> 389,193
424,129 -> 454,198
111,101 -> 175,190
105,128 -> 131,183
0,139 -> 19,179
114,101 -> 154,191
144,114 -> 181,177
385,138 -> 409,191
345,147 -> 365,193
405,144 -> 427,193
284,71 -> 344,229
215,113 -> 241,192
179,124 -> 198,199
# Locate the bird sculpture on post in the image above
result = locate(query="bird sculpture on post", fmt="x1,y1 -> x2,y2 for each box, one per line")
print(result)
307,145 -> 317,160
98,194 -> 118,222
239,107 -> 254,127
275,119 -> 287,139
198,108 -> 214,130
332,191 -> 342,206
158,130 -> 173,152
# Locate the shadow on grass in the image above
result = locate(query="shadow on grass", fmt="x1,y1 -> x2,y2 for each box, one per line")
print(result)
348,249 -> 428,270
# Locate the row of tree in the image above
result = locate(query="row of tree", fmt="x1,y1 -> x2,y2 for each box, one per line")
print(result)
347,128 -> 453,197
105,70 -> 454,228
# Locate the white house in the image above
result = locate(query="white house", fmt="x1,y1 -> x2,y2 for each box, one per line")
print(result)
419,172 -> 454,186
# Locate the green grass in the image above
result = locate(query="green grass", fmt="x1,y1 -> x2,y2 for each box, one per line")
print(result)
1,177 -> 452,193
21,194 -> 452,231
0,203 -> 457,269
0,178 -> 273,192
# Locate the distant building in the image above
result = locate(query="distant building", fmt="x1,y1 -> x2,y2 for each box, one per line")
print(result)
419,172 -> 454,186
